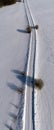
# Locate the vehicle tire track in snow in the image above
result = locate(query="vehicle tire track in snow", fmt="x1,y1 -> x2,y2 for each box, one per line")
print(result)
22,0 -> 36,130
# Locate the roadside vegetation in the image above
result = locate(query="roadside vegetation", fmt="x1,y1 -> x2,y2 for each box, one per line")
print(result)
34,78 -> 44,90
0,0 -> 18,7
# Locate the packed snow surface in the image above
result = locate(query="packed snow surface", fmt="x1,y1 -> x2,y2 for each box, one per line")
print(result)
0,2 -> 29,130
28,0 -> 54,130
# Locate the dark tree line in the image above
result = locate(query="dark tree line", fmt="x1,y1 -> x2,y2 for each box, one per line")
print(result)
0,0 -> 16,6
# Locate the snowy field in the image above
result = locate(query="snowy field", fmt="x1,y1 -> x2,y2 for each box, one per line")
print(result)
0,0 -> 54,130
0,2 -> 29,130
27,0 -> 54,130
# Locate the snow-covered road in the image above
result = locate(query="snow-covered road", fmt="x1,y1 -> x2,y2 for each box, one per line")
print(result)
0,2 -> 29,130
22,1 -> 36,130
0,0 -> 54,130
27,0 -> 54,130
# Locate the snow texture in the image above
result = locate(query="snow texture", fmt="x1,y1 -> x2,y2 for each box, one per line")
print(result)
0,2 -> 29,130
28,0 -> 54,130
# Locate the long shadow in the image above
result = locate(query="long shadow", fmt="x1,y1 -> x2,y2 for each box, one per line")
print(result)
11,69 -> 27,76
17,29 -> 28,34
6,70 -> 34,130
10,102 -> 18,109
7,83 -> 19,92
9,112 -> 17,119
16,74 -> 33,86
5,124 -> 12,130
12,69 -> 33,87
7,82 -> 25,93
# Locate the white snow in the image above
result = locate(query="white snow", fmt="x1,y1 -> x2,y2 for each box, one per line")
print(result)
0,2 -> 29,130
28,0 -> 54,130
0,0 -> 54,129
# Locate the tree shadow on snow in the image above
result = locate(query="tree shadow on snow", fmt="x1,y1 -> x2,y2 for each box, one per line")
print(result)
10,102 -> 18,109
12,69 -> 34,87
17,29 -> 28,34
7,83 -> 19,92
